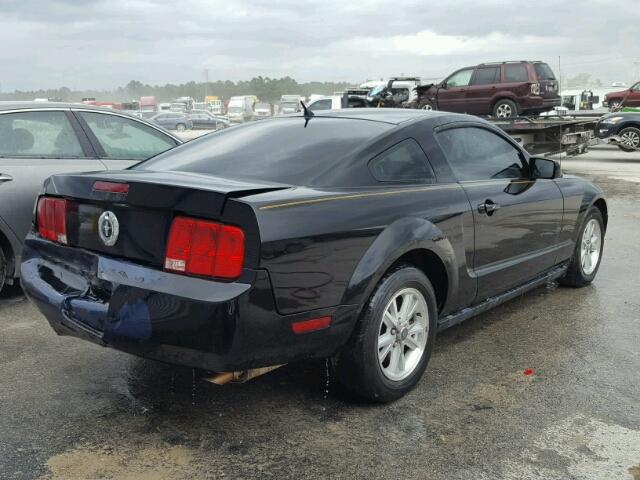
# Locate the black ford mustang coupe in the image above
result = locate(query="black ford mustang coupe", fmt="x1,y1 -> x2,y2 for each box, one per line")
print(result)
22,109 -> 607,402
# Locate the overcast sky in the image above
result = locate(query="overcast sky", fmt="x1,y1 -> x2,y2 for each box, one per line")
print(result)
1,0 -> 639,91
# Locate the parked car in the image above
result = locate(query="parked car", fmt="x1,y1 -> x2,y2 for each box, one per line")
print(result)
595,111 -> 640,151
254,102 -> 274,119
21,109 -> 606,402
603,81 -> 640,111
190,110 -> 230,130
150,112 -> 193,132
414,61 -> 561,118
0,102 -> 181,294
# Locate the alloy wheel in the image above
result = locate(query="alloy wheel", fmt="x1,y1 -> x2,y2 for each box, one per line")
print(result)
580,219 -> 602,275
377,288 -> 429,381
620,130 -> 640,149
496,103 -> 513,118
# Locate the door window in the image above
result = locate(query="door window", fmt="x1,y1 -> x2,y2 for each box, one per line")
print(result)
446,69 -> 474,88
368,139 -> 435,183
504,64 -> 529,83
0,111 -> 84,158
79,112 -> 176,160
471,67 -> 500,86
436,127 -> 526,181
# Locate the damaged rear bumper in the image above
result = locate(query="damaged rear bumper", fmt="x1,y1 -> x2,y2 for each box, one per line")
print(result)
20,235 -> 357,372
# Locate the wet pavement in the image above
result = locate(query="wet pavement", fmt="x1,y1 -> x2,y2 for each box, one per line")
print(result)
1,145 -> 639,479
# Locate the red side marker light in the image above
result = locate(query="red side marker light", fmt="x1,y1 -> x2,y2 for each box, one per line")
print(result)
523,368 -> 534,376
93,181 -> 130,194
291,316 -> 332,334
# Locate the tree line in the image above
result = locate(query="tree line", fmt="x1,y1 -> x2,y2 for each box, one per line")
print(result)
0,77 -> 354,104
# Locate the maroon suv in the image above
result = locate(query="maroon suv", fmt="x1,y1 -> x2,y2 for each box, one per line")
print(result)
414,61 -> 560,118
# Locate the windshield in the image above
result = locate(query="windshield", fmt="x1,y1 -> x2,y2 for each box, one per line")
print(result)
369,85 -> 385,96
136,117 -> 391,185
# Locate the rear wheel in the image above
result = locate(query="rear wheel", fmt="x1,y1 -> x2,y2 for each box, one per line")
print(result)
336,265 -> 437,402
176,123 -> 186,132
560,208 -> 604,287
617,127 -> 640,152
493,99 -> 518,118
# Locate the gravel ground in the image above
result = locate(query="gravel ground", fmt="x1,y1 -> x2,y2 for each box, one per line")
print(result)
1,145 -> 639,480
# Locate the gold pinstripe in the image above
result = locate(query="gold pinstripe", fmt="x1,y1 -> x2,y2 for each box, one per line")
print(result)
259,184 -> 461,210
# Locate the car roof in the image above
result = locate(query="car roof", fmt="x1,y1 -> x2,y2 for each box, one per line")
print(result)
306,108 -> 451,125
0,101 -> 128,113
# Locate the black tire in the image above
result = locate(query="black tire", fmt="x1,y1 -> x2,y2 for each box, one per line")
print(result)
175,123 -> 186,132
335,265 -> 437,403
493,99 -> 518,118
0,246 -> 6,295
609,100 -> 622,112
419,100 -> 435,111
559,207 -> 605,287
617,126 -> 640,152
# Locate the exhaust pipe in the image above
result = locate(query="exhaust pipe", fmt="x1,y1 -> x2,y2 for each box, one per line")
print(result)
203,365 -> 284,385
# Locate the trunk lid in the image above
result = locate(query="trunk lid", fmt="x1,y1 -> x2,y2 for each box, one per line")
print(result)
43,170 -> 289,267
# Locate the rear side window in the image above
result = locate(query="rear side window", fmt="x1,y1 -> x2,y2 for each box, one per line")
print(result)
368,139 -> 435,184
436,127 -> 526,181
533,63 -> 556,80
309,99 -> 332,111
79,112 -> 176,160
471,67 -> 500,85
137,117 -> 392,185
504,64 -> 529,83
0,111 -> 83,158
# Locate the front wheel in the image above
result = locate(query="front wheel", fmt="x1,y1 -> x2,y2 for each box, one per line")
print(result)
560,207 -> 604,287
175,123 -> 186,132
617,126 -> 640,152
608,100 -> 622,112
336,265 -> 437,402
419,100 -> 435,111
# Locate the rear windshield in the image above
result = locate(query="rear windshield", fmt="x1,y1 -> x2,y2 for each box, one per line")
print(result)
136,117 -> 392,185
534,63 -> 556,80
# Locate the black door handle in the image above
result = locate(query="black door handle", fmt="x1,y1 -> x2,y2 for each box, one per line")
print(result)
478,199 -> 500,215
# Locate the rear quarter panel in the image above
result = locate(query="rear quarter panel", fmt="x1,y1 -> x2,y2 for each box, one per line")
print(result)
249,184 -> 475,317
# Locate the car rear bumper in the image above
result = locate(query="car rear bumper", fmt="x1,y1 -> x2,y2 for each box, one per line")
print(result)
20,236 -> 357,372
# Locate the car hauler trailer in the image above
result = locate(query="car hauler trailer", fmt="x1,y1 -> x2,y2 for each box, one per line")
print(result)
490,114 -> 601,157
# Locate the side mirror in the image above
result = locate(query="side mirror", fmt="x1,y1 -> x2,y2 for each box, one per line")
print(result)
440,82 -> 447,89
530,157 -> 561,179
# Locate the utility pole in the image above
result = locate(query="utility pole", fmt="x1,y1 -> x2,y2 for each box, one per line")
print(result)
204,68 -> 209,100
558,56 -> 562,95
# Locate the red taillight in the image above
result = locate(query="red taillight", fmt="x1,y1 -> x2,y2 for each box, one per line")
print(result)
93,181 -> 129,194
530,82 -> 540,95
36,197 -> 68,244
164,216 -> 245,279
291,316 -> 332,334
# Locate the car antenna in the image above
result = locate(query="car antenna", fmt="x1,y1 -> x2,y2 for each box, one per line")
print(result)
300,100 -> 314,127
